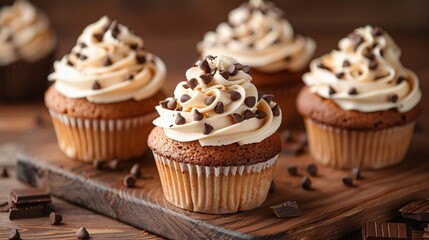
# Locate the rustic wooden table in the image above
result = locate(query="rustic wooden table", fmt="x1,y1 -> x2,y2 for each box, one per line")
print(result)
0,0 -> 428,239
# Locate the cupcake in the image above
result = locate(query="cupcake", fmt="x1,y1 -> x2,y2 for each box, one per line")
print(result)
148,55 -> 282,214
0,0 -> 56,101
45,16 -> 166,163
197,0 -> 315,127
297,26 -> 422,169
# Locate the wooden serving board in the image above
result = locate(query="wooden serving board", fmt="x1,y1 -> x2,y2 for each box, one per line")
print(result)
16,134 -> 429,240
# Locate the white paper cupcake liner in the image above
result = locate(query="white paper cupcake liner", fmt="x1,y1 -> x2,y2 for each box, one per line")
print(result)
49,110 -> 157,162
153,153 -> 279,214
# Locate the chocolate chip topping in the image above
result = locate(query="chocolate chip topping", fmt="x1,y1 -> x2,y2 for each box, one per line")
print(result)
220,70 -> 230,80
348,87 -> 358,95
93,33 -> 104,42
235,63 -> 243,70
288,164 -> 298,176
364,51 -> 375,60
353,35 -> 365,51
343,60 -> 351,67
175,106 -> 183,111
368,60 -> 378,70
193,109 -> 204,121
397,76 -> 406,85
175,113 -> 186,125
390,94 -> 398,103
203,123 -> 213,135
244,96 -> 256,108
8,229 -> 20,240
272,105 -> 280,116
307,164 -> 318,176
109,20 -> 120,38
329,86 -> 336,95
108,159 -> 120,170
243,110 -> 256,119
241,65 -> 252,74
136,54 -> 146,64
123,174 -> 136,187
49,212 -> 62,225
232,113 -> 244,123
124,73 -> 134,81
130,163 -> 141,178
317,63 -> 331,71
129,43 -> 138,50
79,54 -> 88,60
199,59 -> 211,73
76,227 -> 90,240
230,90 -> 241,101
263,94 -> 274,104
256,109 -> 267,119
92,80 -> 101,90
285,55 -> 293,61
342,176 -> 354,187
188,78 -> 198,90
373,26 -> 384,36
182,84 -> 189,89
228,65 -> 238,76
301,176 -> 312,190
214,102 -> 225,114
204,95 -> 216,106
335,72 -> 345,79
167,99 -> 177,110
103,56 -> 113,66
159,100 -> 169,109
200,73 -> 212,84
180,94 -> 191,103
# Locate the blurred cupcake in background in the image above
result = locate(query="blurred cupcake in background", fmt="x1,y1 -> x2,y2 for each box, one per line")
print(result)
45,16 -> 166,163
297,26 -> 422,169
198,0 -> 315,127
0,0 -> 57,101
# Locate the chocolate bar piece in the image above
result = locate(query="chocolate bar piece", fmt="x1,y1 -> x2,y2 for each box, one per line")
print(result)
423,224 -> 429,238
10,188 -> 51,206
362,222 -> 409,240
399,199 -> 429,222
9,203 -> 45,220
271,201 -> 301,218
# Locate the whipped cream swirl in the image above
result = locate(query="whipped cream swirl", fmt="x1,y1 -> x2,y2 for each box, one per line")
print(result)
0,0 -> 56,65
198,0 -> 315,73
48,16 -> 166,103
153,55 -> 282,146
303,25 -> 421,113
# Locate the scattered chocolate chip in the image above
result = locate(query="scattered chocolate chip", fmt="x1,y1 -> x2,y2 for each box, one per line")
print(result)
220,70 -> 230,79
1,166 -> 9,178
76,227 -> 90,239
256,109 -> 266,119
397,76 -> 406,85
373,26 -> 384,36
342,176 -> 354,187
228,65 -> 238,76
93,160 -> 104,170
8,229 -> 20,240
241,65 -> 252,74
352,168 -> 361,180
188,78 -> 198,90
108,159 -> 120,170
390,94 -> 398,103
136,54 -> 146,64
103,56 -> 113,66
288,165 -> 298,176
204,95 -> 216,106
263,94 -> 274,104
49,212 -> 62,225
167,99 -> 177,110
269,181 -> 276,193
199,59 -> 211,73
230,91 -> 241,101
307,164 -> 318,176
180,94 -> 191,103
271,201 -> 301,218
271,105 -> 280,116
203,123 -> 214,135
93,33 -> 104,42
317,63 -> 331,71
175,113 -> 186,125
200,74 -> 212,84
232,113 -> 244,123
193,109 -> 204,121
214,102 -> 224,114
343,60 -> 351,67
130,164 -> 141,178
348,87 -> 358,95
369,60 -> 378,70
243,110 -> 256,119
92,81 -> 101,90
123,174 -> 136,188
301,176 -> 312,190
159,100 -> 169,109
329,86 -> 337,95
335,72 -> 345,79
244,96 -> 256,108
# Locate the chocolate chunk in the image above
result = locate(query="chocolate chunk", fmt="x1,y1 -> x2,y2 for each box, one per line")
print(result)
335,72 -> 345,79
76,227 -> 90,240
348,87 -> 358,95
198,59 -> 211,73
228,65 -> 238,76
108,159 -> 120,170
232,113 -> 244,123
93,159 -> 104,170
9,203 -> 45,220
271,201 -> 301,218
263,94 -> 274,104
123,174 -> 136,188
214,102 -> 224,114
243,110 -> 256,119
200,74 -> 212,84
204,95 -> 216,106
241,65 -> 251,74
390,94 -> 398,103
269,181 -> 276,193
175,113 -> 186,125
136,54 -> 146,64
256,109 -> 266,119
369,60 -> 378,70
244,96 -> 256,108
317,63 -> 331,71
307,164 -> 318,176
343,60 -> 351,67
167,99 -> 177,110
271,105 -> 280,116
301,176 -> 312,190
180,94 -> 191,103
203,123 -> 213,135
362,222 -> 408,240
159,100 -> 169,109
235,63 -> 243,70
92,81 -> 101,90
193,109 -> 204,121
124,73 -> 134,81
397,76 -> 406,85
8,229 -> 20,240
188,78 -> 198,90
329,86 -> 336,95
288,164 -> 298,176
49,212 -> 62,225
373,26 -> 385,36
10,188 -> 51,206
342,176 -> 354,187
130,164 -> 141,178
399,199 -> 429,222
220,70 -> 230,79
93,33 -> 104,42
1,166 -> 9,178
352,168 -> 361,180
103,56 -> 113,66
230,91 -> 241,101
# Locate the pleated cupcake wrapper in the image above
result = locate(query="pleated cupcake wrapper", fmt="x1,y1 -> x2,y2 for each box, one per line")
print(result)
153,153 -> 279,214
49,110 -> 157,162
304,118 -> 415,169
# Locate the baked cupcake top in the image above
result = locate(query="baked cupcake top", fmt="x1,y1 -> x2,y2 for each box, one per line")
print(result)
303,25 -> 421,113
48,16 -> 166,104
0,0 -> 56,65
153,55 -> 282,146
197,0 -> 315,73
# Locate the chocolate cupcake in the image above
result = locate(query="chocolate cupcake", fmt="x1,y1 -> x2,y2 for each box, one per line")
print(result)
0,0 -> 57,101
197,0 -> 315,127
45,16 -> 166,163
148,55 -> 282,214
297,26 -> 422,169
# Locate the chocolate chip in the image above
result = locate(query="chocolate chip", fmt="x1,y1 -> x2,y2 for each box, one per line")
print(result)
348,87 -> 358,95
188,78 -> 198,90
352,168 -> 361,180
232,113 -> 244,123
343,60 -> 351,67
8,229 -> 20,240
130,164 -> 141,178
203,123 -> 213,135
1,166 -> 9,178
317,63 -> 331,71
175,113 -> 186,125
285,55 -> 292,61
335,72 -> 345,79
210,68 -> 217,76
92,81 -> 101,90
220,70 -> 230,79
159,100 -> 169,109
235,63 -> 243,70
397,76 -> 406,85
342,176 -> 354,187
205,55 -> 217,60
204,95 -> 216,106
175,106 -> 183,111
271,105 -> 280,116
108,159 -> 120,170
228,65 -> 238,76
269,181 -> 276,193
329,86 -> 336,95
129,43 -> 138,50
390,94 -> 398,103
369,60 -> 378,70
49,212 -> 62,225
364,51 -> 375,60
109,20 -> 120,38
244,96 -> 256,108
288,164 -> 298,176
214,102 -> 224,114
93,33 -> 103,42
263,94 -> 274,104
354,35 -> 365,51
301,176 -> 312,190
243,110 -> 256,119
125,73 -> 134,81
256,109 -> 266,119
123,174 -> 136,188
136,54 -> 146,64
241,65 -> 252,74
200,74 -> 212,84
167,99 -> 177,110
373,26 -> 384,36
66,58 -> 74,66
103,56 -> 113,66
180,94 -> 191,103
230,91 -> 241,101
93,160 -> 104,170
307,164 -> 318,176
193,109 -> 204,121
76,227 -> 90,239
79,54 -> 88,61
199,59 -> 211,73
182,84 -> 189,89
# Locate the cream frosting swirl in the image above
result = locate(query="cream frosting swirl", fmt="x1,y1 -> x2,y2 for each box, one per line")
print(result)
48,16 -> 166,104
0,0 -> 56,65
198,0 -> 315,73
153,55 -> 282,146
303,25 -> 421,113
